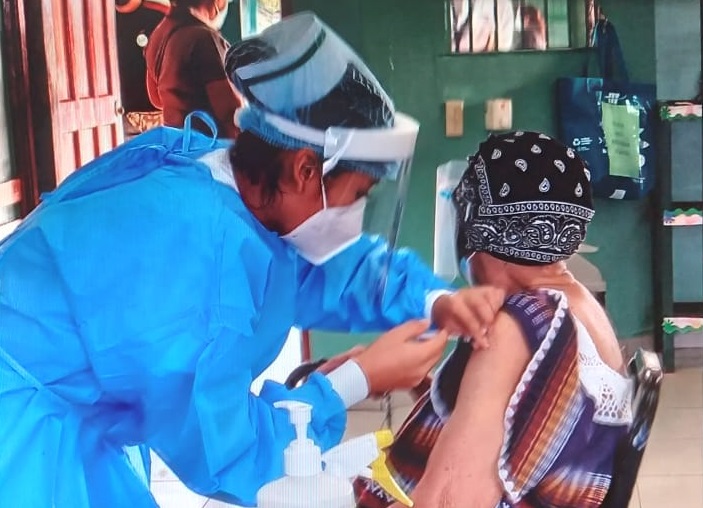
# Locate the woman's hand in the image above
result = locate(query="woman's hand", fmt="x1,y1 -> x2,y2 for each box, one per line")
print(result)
354,321 -> 449,395
431,286 -> 506,349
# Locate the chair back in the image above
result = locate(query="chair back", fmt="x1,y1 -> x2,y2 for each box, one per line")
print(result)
601,348 -> 664,508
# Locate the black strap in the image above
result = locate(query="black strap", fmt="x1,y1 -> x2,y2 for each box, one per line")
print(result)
583,19 -> 630,81
239,29 -> 327,87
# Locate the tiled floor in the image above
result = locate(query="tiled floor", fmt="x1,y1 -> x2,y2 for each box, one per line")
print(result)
633,355 -> 703,508
151,356 -> 703,508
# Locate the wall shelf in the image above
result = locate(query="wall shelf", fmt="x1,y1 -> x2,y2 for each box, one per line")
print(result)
654,100 -> 703,372
671,302 -> 703,315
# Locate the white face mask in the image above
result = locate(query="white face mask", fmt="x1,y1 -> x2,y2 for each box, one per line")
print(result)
282,182 -> 366,265
210,2 -> 229,30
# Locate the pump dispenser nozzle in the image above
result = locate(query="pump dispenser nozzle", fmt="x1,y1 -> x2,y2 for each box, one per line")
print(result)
274,401 -> 311,442
274,401 -> 322,477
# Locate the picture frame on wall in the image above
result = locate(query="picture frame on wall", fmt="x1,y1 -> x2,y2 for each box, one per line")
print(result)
449,0 -> 600,54
240,0 -> 284,38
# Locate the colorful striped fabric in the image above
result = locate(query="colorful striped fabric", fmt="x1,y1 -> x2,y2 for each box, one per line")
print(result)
355,290 -> 629,508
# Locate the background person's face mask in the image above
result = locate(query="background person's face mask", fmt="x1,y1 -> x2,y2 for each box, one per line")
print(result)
210,2 -> 229,30
282,181 -> 366,265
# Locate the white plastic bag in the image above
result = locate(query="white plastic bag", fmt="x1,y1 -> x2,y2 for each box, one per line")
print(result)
433,160 -> 467,282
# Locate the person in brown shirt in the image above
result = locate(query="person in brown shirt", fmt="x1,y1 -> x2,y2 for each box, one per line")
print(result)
145,0 -> 241,138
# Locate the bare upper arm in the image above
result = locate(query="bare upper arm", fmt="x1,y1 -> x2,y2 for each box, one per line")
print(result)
451,310 -> 530,424
424,311 -> 531,470
408,311 -> 528,506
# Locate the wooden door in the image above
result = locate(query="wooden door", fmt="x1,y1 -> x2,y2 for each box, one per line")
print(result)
1,0 -> 39,225
27,0 -> 124,191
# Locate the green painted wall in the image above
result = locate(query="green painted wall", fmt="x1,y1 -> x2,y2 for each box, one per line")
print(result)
289,0 -> 657,359
654,0 -> 701,100
222,1 -> 243,43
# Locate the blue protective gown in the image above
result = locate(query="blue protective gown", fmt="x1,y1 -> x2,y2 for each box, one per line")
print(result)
0,125 -> 449,507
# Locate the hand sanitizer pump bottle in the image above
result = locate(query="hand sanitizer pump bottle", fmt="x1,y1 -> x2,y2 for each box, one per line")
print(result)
256,401 -> 354,508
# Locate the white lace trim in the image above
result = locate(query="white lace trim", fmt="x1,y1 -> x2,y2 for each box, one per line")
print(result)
575,319 -> 634,427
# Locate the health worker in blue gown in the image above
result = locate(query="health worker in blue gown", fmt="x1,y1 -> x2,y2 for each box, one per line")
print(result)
0,12 -> 504,508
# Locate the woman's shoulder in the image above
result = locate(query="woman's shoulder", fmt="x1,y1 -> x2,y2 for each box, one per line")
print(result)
171,23 -> 221,48
497,289 -> 571,353
503,289 -> 568,319
505,288 -> 564,303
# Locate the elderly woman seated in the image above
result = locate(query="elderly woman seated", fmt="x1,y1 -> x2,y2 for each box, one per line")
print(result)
355,132 -> 633,508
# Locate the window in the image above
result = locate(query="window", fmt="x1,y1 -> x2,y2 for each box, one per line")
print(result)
449,0 -> 601,53
240,0 -> 284,38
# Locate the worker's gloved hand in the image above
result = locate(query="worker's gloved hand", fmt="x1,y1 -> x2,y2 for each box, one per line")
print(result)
354,320 -> 449,395
431,286 -> 506,349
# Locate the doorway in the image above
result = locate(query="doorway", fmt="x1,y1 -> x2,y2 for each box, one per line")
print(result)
1,0 -> 125,215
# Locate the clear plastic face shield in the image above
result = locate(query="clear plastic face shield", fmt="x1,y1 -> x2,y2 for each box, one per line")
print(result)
327,114 -> 419,252
264,111 -> 420,254
227,13 -> 420,294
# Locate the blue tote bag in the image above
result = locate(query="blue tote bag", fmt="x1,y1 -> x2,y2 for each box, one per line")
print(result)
557,20 -> 657,200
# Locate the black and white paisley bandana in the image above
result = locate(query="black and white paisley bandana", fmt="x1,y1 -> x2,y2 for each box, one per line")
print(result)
452,131 -> 595,265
